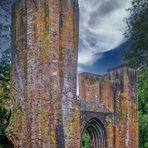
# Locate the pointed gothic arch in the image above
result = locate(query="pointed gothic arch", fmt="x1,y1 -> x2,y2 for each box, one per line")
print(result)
82,118 -> 108,148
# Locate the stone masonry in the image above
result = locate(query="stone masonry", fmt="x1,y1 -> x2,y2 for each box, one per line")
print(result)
7,0 -> 138,148
79,64 -> 138,148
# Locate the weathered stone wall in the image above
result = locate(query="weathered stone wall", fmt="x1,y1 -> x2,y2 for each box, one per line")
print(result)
79,64 -> 138,148
108,65 -> 138,148
78,73 -> 100,101
78,73 -> 115,148
9,0 -> 80,147
79,72 -> 114,112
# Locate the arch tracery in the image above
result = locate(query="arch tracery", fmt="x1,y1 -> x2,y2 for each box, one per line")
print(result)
82,118 -> 107,148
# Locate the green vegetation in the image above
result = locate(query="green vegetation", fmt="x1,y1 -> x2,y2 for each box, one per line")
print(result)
124,0 -> 148,70
138,70 -> 148,148
125,0 -> 148,147
0,50 -> 13,147
82,131 -> 91,148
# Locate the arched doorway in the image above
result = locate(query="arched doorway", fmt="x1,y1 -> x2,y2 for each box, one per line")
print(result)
82,118 -> 107,148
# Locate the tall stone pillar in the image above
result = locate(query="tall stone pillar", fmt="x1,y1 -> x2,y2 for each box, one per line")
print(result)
109,64 -> 138,148
59,1 -> 80,147
8,0 -> 80,147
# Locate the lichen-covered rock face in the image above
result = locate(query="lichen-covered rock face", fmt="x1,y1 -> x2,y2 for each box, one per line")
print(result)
108,65 -> 138,148
9,0 -> 138,147
10,0 -> 80,147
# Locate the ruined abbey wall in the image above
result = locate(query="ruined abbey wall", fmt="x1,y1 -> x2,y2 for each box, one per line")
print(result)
8,0 -> 138,148
79,64 -> 138,148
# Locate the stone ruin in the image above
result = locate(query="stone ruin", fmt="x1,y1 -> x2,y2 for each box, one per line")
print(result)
7,0 -> 138,147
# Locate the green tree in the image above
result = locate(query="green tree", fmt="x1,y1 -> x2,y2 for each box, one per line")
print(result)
138,70 -> 148,148
125,0 -> 148,147
125,0 -> 148,70
138,70 -> 148,114
0,50 -> 13,147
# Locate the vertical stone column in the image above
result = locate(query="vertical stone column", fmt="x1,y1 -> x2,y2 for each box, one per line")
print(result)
9,0 -> 80,147
8,0 -> 28,147
59,0 -> 80,147
109,64 -> 138,148
26,0 -> 64,147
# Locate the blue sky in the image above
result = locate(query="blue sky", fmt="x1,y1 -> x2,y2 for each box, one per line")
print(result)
78,0 -> 131,74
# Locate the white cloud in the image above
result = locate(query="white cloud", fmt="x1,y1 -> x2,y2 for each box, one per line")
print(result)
78,0 -> 131,66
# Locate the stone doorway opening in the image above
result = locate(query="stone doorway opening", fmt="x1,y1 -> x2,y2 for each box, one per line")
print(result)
82,118 -> 107,148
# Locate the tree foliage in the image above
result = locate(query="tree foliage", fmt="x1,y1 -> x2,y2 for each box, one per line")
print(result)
82,132 -> 91,148
138,70 -> 148,148
138,70 -> 148,114
0,49 -> 11,106
125,0 -> 148,69
125,0 -> 148,147
0,50 -> 13,147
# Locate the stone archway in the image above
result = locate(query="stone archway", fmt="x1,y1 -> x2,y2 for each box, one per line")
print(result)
82,118 -> 107,148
